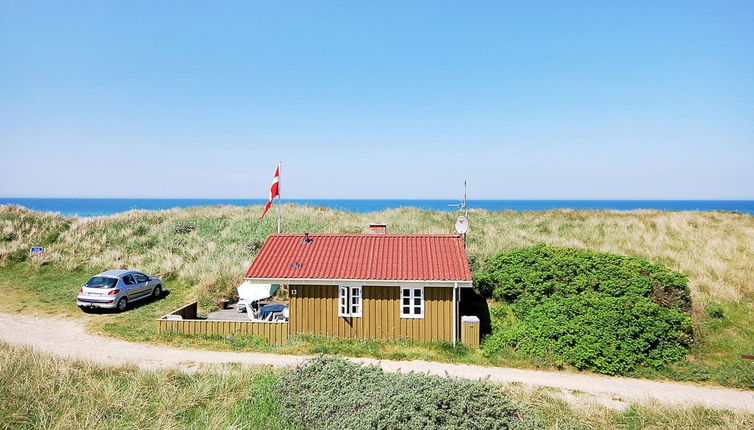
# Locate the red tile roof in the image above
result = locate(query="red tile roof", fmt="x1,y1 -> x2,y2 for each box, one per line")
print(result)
245,234 -> 471,281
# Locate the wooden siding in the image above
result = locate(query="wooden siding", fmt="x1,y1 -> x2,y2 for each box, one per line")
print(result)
156,302 -> 288,345
461,319 -> 480,348
160,301 -> 198,319
289,285 -> 454,343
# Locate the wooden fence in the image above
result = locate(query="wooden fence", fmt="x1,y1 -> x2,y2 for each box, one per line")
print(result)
156,302 -> 289,345
162,301 -> 199,319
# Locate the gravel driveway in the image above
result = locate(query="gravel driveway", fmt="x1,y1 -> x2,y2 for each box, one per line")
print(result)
1,312 -> 752,413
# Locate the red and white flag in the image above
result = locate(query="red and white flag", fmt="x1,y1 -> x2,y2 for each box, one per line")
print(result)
260,163 -> 280,218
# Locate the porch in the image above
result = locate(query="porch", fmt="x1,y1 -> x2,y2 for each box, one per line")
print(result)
155,302 -> 289,345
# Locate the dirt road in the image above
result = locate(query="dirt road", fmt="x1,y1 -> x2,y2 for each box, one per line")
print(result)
1,312 -> 752,413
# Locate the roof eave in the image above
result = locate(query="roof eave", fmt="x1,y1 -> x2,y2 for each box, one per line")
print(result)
245,276 -> 473,288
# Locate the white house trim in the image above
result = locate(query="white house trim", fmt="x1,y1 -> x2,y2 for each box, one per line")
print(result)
400,286 -> 425,319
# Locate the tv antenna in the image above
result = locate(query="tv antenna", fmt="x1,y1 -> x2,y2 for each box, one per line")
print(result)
450,181 -> 469,240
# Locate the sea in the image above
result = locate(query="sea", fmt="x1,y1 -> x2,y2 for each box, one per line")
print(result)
1,198 -> 753,217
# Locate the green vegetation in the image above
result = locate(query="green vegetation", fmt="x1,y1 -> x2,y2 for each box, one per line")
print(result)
279,356 -> 532,429
2,343 -> 752,430
0,342 -> 292,429
1,204 -> 753,388
477,245 -> 693,375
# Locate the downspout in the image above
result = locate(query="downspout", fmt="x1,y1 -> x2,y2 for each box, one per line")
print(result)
452,282 -> 457,347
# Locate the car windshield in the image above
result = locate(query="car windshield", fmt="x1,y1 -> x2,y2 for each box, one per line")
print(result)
85,276 -> 118,288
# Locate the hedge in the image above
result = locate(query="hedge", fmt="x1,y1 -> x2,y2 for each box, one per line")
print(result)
476,245 -> 693,375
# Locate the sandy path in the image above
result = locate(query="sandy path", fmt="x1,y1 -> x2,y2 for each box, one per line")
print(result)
1,313 -> 752,413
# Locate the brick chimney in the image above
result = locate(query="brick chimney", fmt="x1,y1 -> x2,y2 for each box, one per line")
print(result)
368,223 -> 387,234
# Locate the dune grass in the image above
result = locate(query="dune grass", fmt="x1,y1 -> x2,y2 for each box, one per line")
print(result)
1,343 -> 752,430
0,342 -> 292,430
0,204 -> 753,387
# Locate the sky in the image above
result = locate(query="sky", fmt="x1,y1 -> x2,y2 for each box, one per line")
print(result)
1,1 -> 753,199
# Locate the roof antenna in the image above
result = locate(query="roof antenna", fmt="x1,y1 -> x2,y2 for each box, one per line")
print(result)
449,181 -> 469,246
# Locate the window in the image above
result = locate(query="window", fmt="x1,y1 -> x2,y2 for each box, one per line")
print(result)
84,276 -> 118,288
133,273 -> 149,283
400,286 -> 424,318
339,285 -> 362,317
122,274 -> 135,285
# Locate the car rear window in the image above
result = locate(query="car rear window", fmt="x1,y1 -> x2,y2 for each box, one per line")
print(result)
85,276 -> 118,288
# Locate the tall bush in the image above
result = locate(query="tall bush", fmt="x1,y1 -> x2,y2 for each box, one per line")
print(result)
477,245 -> 693,375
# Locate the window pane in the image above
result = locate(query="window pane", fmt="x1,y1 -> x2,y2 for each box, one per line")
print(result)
403,306 -> 410,314
414,288 -> 421,297
414,298 -> 420,305
352,288 -> 359,296
403,298 -> 409,305
414,306 -> 421,314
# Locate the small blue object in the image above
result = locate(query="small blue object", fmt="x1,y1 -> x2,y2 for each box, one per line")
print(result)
259,304 -> 286,320
30,247 -> 44,254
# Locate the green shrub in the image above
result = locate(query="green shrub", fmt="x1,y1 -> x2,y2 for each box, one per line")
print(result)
477,245 -> 693,375
706,302 -> 726,319
279,356 -> 533,430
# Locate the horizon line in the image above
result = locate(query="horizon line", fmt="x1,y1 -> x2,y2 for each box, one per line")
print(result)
2,197 -> 754,202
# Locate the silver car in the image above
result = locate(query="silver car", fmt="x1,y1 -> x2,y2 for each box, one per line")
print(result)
76,270 -> 162,312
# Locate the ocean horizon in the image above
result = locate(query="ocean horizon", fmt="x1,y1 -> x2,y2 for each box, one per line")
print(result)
1,198 -> 753,217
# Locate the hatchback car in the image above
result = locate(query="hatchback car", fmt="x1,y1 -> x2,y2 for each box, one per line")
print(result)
76,270 -> 162,312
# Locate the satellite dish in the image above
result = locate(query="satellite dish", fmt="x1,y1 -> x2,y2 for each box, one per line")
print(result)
455,215 -> 469,234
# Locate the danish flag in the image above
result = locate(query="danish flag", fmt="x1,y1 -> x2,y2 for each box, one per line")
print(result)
260,163 -> 280,218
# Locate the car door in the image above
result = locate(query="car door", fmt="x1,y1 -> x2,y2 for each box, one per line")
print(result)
122,274 -> 139,299
133,273 -> 151,297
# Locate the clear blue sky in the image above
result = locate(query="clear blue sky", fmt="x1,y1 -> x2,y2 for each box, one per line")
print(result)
1,1 -> 752,199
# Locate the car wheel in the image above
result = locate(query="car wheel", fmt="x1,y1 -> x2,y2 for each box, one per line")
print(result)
117,297 -> 128,312
152,285 -> 162,299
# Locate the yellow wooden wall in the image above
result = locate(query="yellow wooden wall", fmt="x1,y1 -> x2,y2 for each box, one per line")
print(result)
289,285 -> 455,343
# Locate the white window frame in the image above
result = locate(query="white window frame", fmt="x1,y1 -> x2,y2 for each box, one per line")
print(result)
400,286 -> 424,319
338,285 -> 362,318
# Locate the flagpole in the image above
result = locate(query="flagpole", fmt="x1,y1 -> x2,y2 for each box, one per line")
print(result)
276,161 -> 282,233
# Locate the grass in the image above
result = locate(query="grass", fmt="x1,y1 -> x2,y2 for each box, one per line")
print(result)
1,204 -> 753,388
0,342 -> 293,429
1,342 -> 752,429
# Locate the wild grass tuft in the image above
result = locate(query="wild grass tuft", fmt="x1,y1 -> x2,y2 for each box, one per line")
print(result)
0,342 -> 294,429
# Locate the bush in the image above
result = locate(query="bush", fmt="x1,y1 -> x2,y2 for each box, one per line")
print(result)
477,245 -> 693,375
279,356 -> 533,430
706,302 -> 726,319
